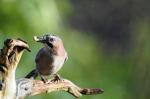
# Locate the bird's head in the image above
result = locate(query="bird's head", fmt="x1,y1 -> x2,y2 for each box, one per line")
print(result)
33,34 -> 63,50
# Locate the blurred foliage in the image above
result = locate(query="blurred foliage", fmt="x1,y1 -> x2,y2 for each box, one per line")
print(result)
0,0 -> 150,99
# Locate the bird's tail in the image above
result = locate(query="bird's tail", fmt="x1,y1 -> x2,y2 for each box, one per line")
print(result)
25,69 -> 38,79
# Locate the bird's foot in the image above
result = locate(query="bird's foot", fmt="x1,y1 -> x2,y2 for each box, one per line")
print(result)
42,78 -> 49,83
41,76 -> 50,84
50,74 -> 63,83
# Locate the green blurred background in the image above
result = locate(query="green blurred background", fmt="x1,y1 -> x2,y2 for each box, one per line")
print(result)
0,0 -> 150,99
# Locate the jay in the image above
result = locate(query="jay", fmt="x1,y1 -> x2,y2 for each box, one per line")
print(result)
25,34 -> 68,83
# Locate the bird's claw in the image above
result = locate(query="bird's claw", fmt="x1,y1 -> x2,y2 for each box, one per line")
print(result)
50,74 -> 63,83
40,76 -> 50,84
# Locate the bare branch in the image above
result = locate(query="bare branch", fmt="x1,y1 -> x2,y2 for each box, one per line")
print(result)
16,78 -> 103,99
0,38 -> 30,99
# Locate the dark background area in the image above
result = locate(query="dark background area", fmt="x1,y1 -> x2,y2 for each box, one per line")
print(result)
0,0 -> 150,99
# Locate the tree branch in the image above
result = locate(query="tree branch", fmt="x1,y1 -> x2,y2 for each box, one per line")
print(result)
0,38 -> 30,99
16,78 -> 103,99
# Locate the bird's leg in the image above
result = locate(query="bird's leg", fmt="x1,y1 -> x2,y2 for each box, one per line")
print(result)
40,75 -> 49,83
50,74 -> 63,83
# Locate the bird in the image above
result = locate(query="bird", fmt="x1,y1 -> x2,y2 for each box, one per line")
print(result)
25,34 -> 68,83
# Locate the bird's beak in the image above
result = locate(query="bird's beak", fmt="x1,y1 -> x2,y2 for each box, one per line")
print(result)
33,36 -> 46,43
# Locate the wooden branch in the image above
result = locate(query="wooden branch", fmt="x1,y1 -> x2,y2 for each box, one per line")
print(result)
16,78 -> 103,99
0,38 -> 30,99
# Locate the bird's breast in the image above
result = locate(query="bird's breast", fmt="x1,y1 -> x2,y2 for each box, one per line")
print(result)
52,55 -> 65,74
